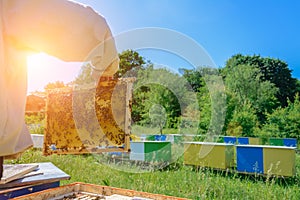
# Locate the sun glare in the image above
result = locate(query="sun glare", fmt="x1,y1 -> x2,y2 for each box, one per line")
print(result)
26,53 -> 82,93
27,53 -> 45,69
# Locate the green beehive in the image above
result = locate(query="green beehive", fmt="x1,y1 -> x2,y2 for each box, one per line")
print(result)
269,138 -> 284,146
215,136 -> 224,143
130,141 -> 172,162
145,141 -> 171,162
146,135 -> 155,141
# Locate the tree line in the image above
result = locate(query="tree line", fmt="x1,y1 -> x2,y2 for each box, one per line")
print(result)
45,49 -> 300,140
115,50 -> 300,140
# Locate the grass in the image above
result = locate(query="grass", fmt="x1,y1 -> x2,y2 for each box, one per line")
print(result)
5,149 -> 300,200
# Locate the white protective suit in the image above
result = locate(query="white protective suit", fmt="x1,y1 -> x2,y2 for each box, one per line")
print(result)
0,0 -> 119,158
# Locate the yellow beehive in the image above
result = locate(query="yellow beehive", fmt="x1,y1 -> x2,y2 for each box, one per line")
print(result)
263,146 -> 296,177
184,142 -> 234,169
43,78 -> 134,155
249,137 -> 261,145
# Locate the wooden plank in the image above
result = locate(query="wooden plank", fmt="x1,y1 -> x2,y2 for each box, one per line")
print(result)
0,164 -> 38,185
46,146 -> 129,155
11,182 -> 188,200
0,182 -> 59,200
0,162 -> 70,189
124,80 -> 134,152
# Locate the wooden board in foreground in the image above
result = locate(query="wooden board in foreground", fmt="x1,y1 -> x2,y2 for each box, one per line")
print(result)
0,162 -> 70,189
0,164 -> 38,184
11,182 -> 189,200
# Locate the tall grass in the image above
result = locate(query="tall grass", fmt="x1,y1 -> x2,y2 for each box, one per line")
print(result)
5,149 -> 300,199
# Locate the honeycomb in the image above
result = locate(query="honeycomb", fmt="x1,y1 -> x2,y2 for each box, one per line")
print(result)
43,78 -> 134,155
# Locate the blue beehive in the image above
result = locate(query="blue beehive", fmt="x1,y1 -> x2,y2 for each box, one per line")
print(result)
283,138 -> 297,147
223,136 -> 237,144
237,137 -> 249,145
130,142 -> 145,161
154,135 -> 167,141
236,145 -> 264,174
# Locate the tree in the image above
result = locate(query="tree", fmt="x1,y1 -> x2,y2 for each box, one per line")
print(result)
74,49 -> 146,84
223,64 -> 279,123
226,103 -> 259,137
73,63 -> 94,86
224,54 -> 298,107
181,67 -> 227,136
149,104 -> 167,135
182,69 -> 204,92
115,49 -> 146,78
260,94 -> 300,140
44,81 -> 67,90
133,66 -> 195,130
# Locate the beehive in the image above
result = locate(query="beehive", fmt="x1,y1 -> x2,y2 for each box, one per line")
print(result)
145,135 -> 155,141
269,138 -> 284,146
263,146 -> 296,177
223,136 -> 237,144
236,137 -> 261,145
183,142 -> 235,169
237,137 -> 249,145
154,135 -> 167,141
130,141 -> 172,162
236,145 -> 264,174
283,138 -> 297,147
248,137 -> 261,145
43,78 -> 134,155
236,145 -> 296,176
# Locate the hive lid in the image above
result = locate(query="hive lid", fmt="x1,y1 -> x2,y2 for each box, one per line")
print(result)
0,164 -> 38,185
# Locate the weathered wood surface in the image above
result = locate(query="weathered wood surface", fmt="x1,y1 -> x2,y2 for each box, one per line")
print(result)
0,162 -> 70,189
0,164 -> 38,185
11,182 -> 189,200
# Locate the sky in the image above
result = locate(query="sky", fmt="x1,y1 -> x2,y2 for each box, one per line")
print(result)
27,0 -> 300,92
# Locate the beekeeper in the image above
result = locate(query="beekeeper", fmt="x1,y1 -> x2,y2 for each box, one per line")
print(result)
0,0 -> 119,178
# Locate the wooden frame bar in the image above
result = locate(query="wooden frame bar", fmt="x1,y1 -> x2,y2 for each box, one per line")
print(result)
12,182 -> 188,200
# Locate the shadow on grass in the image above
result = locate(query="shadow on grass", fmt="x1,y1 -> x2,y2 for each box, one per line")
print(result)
190,165 -> 300,187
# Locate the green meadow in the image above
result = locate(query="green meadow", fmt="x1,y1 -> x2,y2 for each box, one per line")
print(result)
5,149 -> 300,200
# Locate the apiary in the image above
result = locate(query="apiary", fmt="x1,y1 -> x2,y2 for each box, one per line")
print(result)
43,78 -> 134,155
